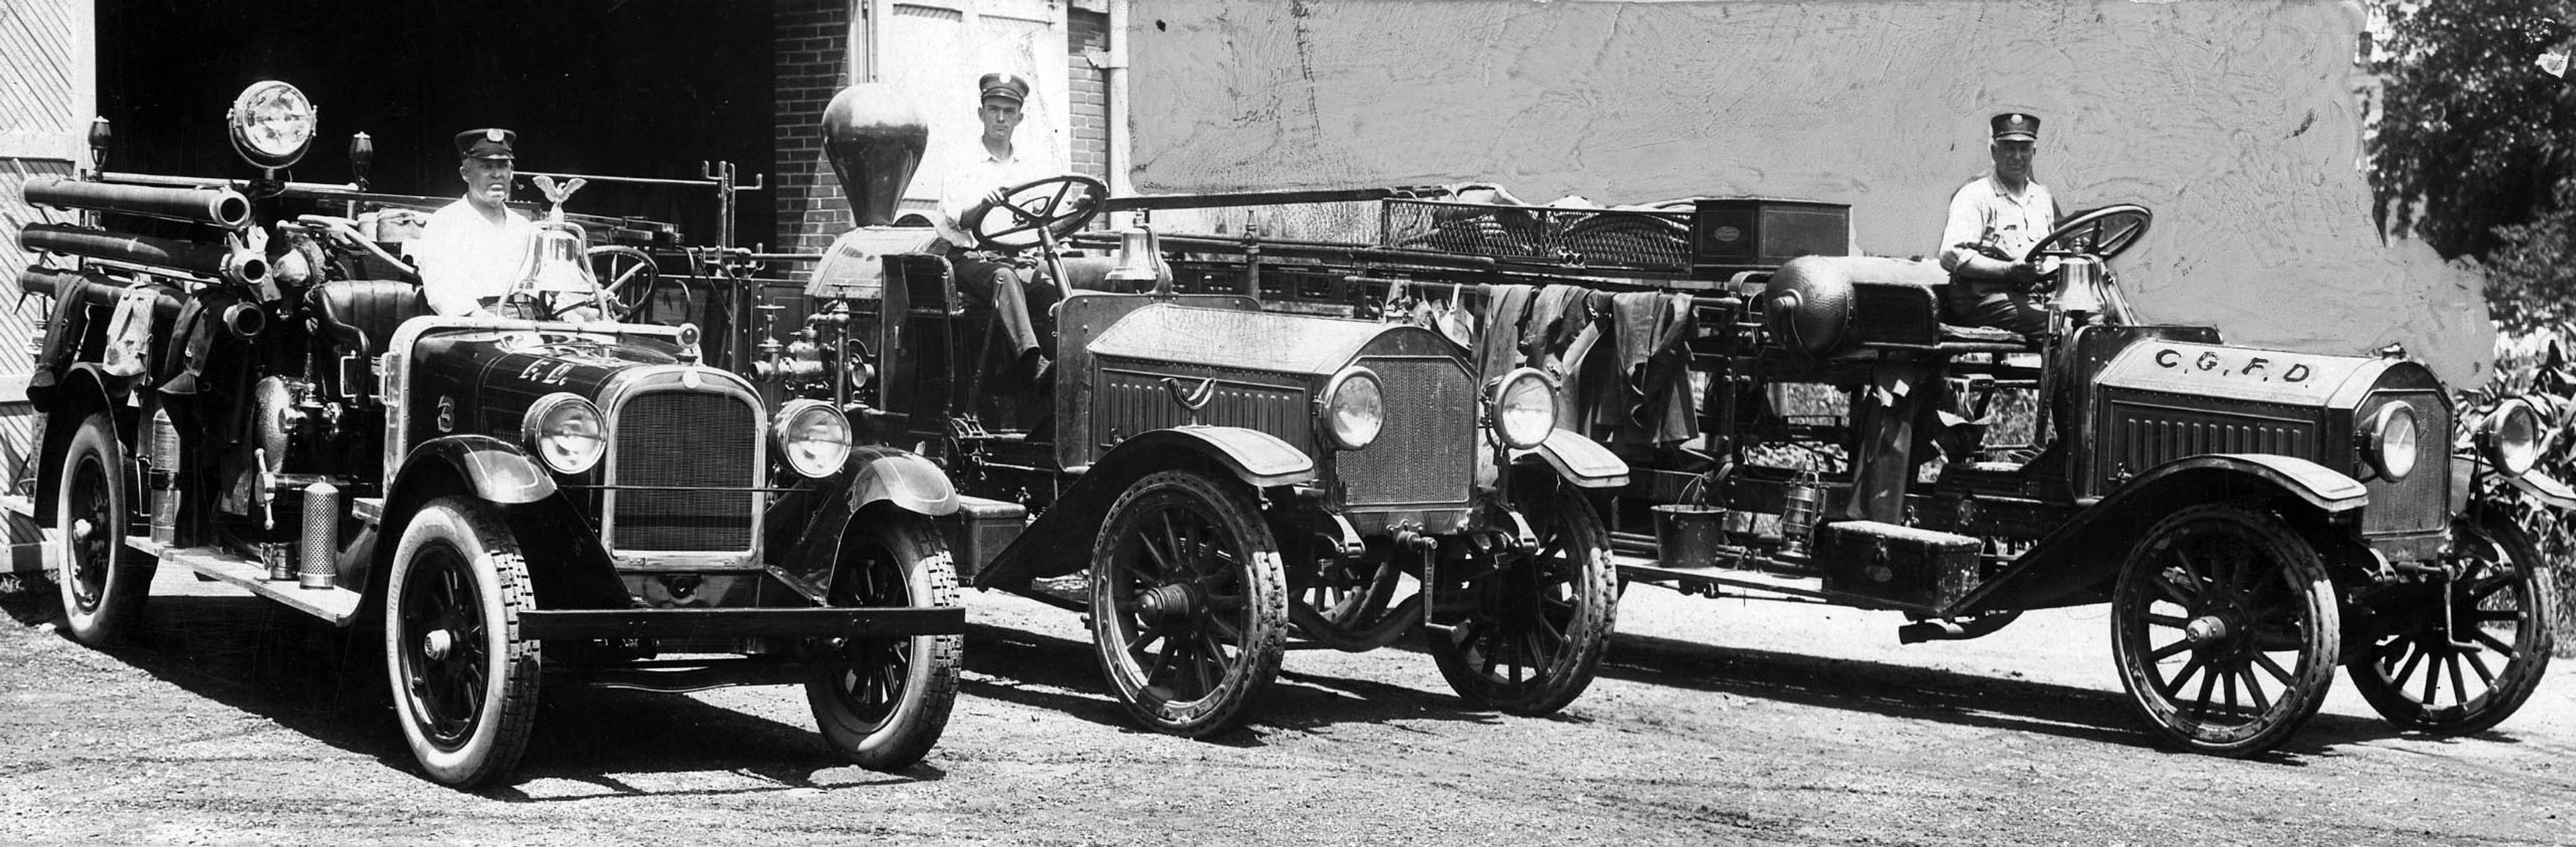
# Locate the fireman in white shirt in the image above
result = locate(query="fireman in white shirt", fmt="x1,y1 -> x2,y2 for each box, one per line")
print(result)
416,128 -> 536,317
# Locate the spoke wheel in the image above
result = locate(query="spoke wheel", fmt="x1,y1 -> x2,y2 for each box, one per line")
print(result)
586,246 -> 665,323
806,513 -> 961,770
54,411 -> 154,646
384,496 -> 540,788
2111,503 -> 2339,756
1288,548 -> 1409,652
1426,484 -> 1619,715
2347,514 -> 2557,735
1088,470 -> 1287,737
960,175 -> 1108,251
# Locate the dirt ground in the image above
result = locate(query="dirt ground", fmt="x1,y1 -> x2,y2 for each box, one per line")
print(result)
2,566 -> 2571,847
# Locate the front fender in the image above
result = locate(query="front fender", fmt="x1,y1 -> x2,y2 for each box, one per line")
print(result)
845,444 -> 959,517
1510,428 -> 1630,489
390,434 -> 557,505
974,426 -> 1315,590
1945,453 -> 2366,616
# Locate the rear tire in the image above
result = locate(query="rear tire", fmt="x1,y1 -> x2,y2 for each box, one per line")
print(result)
806,513 -> 961,770
55,412 -> 154,647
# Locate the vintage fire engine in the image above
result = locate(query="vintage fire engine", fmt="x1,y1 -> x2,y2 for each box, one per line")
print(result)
9,81 -> 965,787
1075,193 -> 2563,756
758,86 -> 1631,736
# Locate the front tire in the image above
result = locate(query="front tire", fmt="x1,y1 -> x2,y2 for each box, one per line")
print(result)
806,513 -> 961,770
2110,503 -> 2339,756
2346,513 -> 2557,735
1089,470 -> 1289,737
384,496 -> 541,788
1425,483 -> 1619,715
55,411 -> 154,646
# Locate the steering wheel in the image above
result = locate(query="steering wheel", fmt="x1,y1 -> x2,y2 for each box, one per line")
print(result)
2022,203 -> 2152,263
586,245 -> 663,323
959,174 -> 1108,251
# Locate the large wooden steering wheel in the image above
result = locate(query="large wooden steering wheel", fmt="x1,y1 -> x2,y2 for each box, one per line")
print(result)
2023,203 -> 2153,263
959,174 -> 1108,251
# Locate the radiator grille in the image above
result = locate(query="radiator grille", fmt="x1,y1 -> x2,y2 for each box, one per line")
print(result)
1095,368 -> 1311,444
1339,356 -> 1476,509
2361,391 -> 2449,537
610,390 -> 757,552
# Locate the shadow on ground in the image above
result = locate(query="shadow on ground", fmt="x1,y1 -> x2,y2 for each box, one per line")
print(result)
961,619 -> 1499,745
1,585 -> 937,799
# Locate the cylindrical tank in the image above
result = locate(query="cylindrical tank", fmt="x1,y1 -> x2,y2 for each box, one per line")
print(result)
1762,255 -> 1951,357
23,177 -> 252,230
820,83 -> 930,228
146,408 -> 182,546
299,481 -> 339,590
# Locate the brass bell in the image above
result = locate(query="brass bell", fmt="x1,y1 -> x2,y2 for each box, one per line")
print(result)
1106,226 -> 1169,294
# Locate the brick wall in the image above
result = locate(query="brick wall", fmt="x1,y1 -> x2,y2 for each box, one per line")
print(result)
776,0 -> 852,255
1067,9 -> 1109,181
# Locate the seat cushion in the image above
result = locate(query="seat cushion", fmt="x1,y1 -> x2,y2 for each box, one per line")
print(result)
307,279 -> 431,358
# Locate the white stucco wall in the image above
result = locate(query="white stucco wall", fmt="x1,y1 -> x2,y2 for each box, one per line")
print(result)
1125,0 -> 2493,385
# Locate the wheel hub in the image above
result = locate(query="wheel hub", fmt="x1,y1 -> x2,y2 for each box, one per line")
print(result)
2182,615 -> 2233,646
423,629 -> 455,661
1136,583 -> 1201,621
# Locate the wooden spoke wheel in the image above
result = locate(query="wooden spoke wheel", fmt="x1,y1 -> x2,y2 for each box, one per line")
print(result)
384,496 -> 541,788
54,412 -> 154,646
1425,483 -> 1619,715
2111,503 -> 2339,756
1287,549 -> 1408,652
806,513 -> 961,770
2346,513 -> 2557,735
1088,470 -> 1287,737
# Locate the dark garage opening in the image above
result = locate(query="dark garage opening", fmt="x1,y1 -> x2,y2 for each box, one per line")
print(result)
95,0 -> 777,248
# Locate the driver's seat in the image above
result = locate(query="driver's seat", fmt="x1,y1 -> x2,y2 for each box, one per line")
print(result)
307,279 -> 431,399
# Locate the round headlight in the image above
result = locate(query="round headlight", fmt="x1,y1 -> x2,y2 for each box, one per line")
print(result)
2362,401 -> 2420,482
773,399 -> 853,479
2484,399 -> 2542,478
1322,366 -> 1384,451
227,81 -> 316,169
521,393 -> 605,475
1489,367 -> 1558,450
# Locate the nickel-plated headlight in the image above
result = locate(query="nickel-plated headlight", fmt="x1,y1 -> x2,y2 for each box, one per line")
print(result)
227,81 -> 316,169
521,393 -> 605,475
1489,367 -> 1557,450
773,399 -> 853,479
2361,401 -> 2420,482
1322,366 -> 1384,451
2483,399 -> 2542,477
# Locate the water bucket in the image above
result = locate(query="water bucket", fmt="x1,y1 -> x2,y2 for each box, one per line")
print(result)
1651,503 -> 1727,568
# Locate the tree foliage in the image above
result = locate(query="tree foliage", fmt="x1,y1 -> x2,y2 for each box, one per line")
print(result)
2367,1 -> 2575,260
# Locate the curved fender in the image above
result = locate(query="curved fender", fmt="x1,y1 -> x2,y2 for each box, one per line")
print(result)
1510,428 -> 1630,489
2120,453 -> 2367,513
1097,426 -> 1316,489
1945,453 -> 2366,616
391,434 -> 557,505
845,444 -> 959,517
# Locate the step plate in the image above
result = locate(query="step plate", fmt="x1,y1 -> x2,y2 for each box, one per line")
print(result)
129,537 -> 363,626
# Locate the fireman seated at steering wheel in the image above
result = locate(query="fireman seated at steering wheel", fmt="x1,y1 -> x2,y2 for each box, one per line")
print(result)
1937,113 -> 2060,336
926,72 -> 1118,391
418,128 -> 538,318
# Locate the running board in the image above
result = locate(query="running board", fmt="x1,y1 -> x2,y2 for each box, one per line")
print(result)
0,494 -> 363,626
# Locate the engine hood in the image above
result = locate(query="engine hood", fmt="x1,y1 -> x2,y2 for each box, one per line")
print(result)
2092,340 -> 2437,409
1086,303 -> 1448,378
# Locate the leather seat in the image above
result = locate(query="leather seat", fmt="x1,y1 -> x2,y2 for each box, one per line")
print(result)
307,279 -> 431,359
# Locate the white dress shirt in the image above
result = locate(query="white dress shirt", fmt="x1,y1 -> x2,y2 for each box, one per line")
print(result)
416,196 -> 535,315
929,140 -> 1055,248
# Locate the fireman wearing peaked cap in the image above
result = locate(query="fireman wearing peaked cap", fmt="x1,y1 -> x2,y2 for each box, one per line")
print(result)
417,127 -> 536,317
926,70 -> 1097,393
1937,112 -> 2063,336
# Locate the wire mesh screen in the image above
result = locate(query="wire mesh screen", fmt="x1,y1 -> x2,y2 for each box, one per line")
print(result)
1379,199 -> 1695,272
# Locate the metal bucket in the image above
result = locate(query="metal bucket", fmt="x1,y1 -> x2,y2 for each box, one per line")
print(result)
1651,503 -> 1727,568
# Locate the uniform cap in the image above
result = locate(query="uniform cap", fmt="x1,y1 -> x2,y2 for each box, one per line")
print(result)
454,128 -> 517,160
977,72 -> 1030,105
1990,113 -> 2040,142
